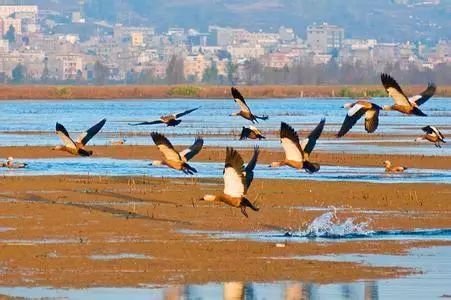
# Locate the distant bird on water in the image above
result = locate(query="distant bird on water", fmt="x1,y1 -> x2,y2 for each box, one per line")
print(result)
384,160 -> 407,173
53,118 -> 106,156
240,125 -> 266,140
150,132 -> 202,174
337,100 -> 382,137
270,119 -> 325,173
415,126 -> 446,148
231,87 -> 268,123
200,146 -> 260,218
380,73 -> 436,116
1,157 -> 28,169
129,107 -> 200,127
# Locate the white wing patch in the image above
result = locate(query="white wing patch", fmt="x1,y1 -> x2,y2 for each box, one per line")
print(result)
223,167 -> 245,198
75,132 -> 88,144
249,125 -> 261,134
387,87 -> 410,106
179,148 -> 191,162
300,138 -> 309,151
157,144 -> 181,162
348,104 -> 364,117
408,95 -> 421,104
57,131 -> 77,150
235,98 -> 251,113
281,137 -> 303,162
430,126 -> 443,139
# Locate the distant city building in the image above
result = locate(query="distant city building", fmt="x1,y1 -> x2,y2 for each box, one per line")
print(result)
0,5 -> 37,20
183,54 -> 210,80
0,39 -> 8,52
1,17 -> 21,35
278,26 -> 295,42
306,23 -> 344,54
48,54 -> 83,81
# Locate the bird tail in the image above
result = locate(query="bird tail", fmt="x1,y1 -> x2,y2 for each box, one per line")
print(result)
303,161 -> 320,174
256,115 -> 269,121
242,198 -> 259,212
412,107 -> 427,117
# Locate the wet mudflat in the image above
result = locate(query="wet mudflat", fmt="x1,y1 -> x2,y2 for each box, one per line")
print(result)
0,98 -> 449,298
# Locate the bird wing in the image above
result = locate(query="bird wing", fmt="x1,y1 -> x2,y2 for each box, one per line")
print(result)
223,147 -> 245,198
151,132 -> 182,162
240,127 -> 251,140
422,125 -> 444,140
301,118 -> 325,155
364,108 -> 380,133
249,125 -> 263,135
76,118 -> 107,146
55,123 -> 77,150
180,137 -> 204,161
128,120 -> 164,126
381,73 -> 411,107
244,146 -> 259,193
409,83 -> 436,106
422,125 -> 436,134
280,122 -> 303,162
175,107 -> 200,118
337,104 -> 366,137
231,87 -> 252,113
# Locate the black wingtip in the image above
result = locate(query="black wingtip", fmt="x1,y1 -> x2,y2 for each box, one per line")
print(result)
303,161 -> 320,174
412,107 -> 427,117
231,87 -> 243,100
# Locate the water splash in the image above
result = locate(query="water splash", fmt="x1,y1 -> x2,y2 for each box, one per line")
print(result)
292,211 -> 373,238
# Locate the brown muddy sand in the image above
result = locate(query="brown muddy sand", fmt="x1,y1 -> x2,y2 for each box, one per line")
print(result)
0,176 -> 450,287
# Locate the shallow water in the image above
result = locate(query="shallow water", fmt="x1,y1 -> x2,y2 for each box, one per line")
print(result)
89,253 -> 152,261
1,158 -> 450,184
0,98 -> 449,155
0,246 -> 449,299
180,211 -> 451,242
0,157 -> 451,184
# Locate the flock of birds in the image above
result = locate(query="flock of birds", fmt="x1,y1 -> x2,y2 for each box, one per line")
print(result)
1,73 -> 447,217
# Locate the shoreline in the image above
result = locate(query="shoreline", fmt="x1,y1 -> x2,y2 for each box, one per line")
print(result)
1,145 -> 450,169
0,84 -> 450,99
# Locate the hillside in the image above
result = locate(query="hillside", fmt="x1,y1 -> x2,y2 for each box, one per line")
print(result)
23,0 -> 451,41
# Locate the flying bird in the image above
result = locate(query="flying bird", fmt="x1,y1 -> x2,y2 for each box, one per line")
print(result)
230,87 -> 268,123
384,160 -> 407,173
53,118 -> 106,156
381,73 -> 436,116
150,132 -> 201,174
240,125 -> 266,140
200,146 -> 260,218
270,120 -> 325,173
415,126 -> 446,148
337,100 -> 382,137
129,107 -> 200,127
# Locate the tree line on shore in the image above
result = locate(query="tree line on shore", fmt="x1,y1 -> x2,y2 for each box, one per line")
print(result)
4,56 -> 451,87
